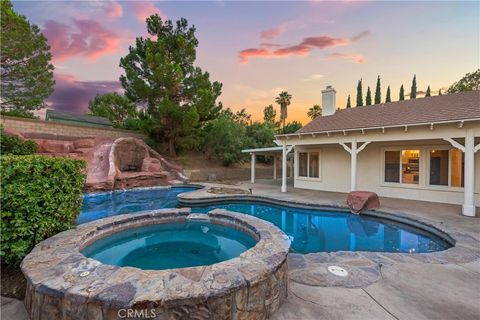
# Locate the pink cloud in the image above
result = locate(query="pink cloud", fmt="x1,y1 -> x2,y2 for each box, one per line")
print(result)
273,45 -> 310,57
260,25 -> 286,39
239,30 -> 369,63
47,73 -> 123,113
43,19 -> 121,61
260,43 -> 283,48
128,1 -> 167,23
105,1 -> 123,19
301,36 -> 350,49
324,53 -> 366,64
239,48 -> 271,64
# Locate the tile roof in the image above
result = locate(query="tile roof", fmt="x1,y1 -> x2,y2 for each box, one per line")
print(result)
46,109 -> 112,126
297,90 -> 480,134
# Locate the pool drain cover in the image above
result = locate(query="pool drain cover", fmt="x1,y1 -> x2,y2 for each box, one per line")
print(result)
327,266 -> 348,277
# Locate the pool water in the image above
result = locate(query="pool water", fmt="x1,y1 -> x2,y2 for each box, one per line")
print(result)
78,186 -> 199,224
190,203 -> 450,253
81,221 -> 256,270
79,187 -> 451,254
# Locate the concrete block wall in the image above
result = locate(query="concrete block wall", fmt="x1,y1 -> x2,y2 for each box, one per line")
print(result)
1,115 -> 146,140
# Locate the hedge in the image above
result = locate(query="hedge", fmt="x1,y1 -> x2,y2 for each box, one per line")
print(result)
0,128 -> 37,155
1,155 -> 87,265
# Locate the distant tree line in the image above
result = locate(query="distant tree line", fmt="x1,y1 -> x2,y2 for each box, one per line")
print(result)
346,71 -> 480,108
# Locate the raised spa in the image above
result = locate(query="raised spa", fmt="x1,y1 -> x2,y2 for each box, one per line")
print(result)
22,209 -> 290,320
81,221 -> 257,270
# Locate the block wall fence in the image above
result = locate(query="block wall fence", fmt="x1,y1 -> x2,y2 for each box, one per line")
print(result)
1,115 -> 146,140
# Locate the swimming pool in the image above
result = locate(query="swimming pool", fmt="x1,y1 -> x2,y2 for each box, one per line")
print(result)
79,186 -> 451,254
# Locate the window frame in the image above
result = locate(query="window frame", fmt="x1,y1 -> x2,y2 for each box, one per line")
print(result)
380,146 -> 464,191
426,147 -> 464,189
296,149 -> 322,181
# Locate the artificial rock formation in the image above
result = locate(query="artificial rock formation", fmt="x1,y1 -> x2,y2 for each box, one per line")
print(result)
28,135 -> 188,192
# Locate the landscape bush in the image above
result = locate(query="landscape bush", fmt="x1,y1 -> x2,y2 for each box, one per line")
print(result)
0,130 -> 37,155
0,155 -> 86,265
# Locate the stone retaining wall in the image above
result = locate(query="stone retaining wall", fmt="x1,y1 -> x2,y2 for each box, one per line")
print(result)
1,115 -> 146,140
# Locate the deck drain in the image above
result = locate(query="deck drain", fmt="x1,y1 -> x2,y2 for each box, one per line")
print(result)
327,266 -> 348,277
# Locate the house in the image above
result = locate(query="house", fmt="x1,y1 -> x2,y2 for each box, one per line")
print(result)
243,87 -> 480,216
46,109 -> 112,128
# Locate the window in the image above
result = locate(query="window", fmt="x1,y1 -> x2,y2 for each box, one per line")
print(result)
450,149 -> 464,187
309,153 -> 319,178
384,151 -> 400,183
298,151 -> 320,178
429,149 -> 464,187
299,152 -> 308,177
430,150 -> 448,186
402,150 -> 420,184
384,149 -> 420,184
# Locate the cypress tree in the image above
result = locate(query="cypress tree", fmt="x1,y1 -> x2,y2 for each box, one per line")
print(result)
356,79 -> 363,106
410,74 -> 417,99
425,86 -> 431,97
365,86 -> 372,105
399,85 -> 405,101
385,85 -> 391,103
374,75 -> 381,104
346,95 -> 351,108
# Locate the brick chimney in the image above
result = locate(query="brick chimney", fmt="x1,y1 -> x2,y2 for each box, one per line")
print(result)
322,85 -> 336,116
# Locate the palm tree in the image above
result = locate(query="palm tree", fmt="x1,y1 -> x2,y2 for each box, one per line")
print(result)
307,104 -> 322,120
275,91 -> 292,130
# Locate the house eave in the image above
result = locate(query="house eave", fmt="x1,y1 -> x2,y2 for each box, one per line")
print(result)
275,118 -> 480,140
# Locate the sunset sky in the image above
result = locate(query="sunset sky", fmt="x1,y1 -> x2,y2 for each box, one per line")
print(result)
13,1 -> 479,124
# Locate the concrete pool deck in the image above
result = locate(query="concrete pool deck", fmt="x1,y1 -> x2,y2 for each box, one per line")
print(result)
208,180 -> 480,320
185,180 -> 480,320
3,180 -> 479,319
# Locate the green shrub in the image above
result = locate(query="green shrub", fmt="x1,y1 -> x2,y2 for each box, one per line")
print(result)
0,128 -> 37,155
0,155 -> 86,265
202,115 -> 247,166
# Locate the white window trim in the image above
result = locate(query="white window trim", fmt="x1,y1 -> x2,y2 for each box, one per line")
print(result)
295,149 -> 322,181
380,146 -> 464,192
381,147 -> 422,187
426,147 -> 464,191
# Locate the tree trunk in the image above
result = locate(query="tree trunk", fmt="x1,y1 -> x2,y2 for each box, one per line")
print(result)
168,137 -> 176,157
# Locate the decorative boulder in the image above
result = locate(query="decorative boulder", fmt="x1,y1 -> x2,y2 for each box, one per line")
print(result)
347,191 -> 380,214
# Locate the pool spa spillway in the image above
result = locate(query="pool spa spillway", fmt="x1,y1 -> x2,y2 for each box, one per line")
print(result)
21,208 -> 291,320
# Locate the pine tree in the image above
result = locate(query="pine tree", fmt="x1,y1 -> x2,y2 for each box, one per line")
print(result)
374,75 -> 381,104
410,74 -> 417,99
438,89 -> 442,95
1,0 -> 55,115
399,85 -> 405,101
385,86 -> 391,103
346,95 -> 351,108
365,86 -> 372,105
425,86 -> 431,97
356,79 -> 363,106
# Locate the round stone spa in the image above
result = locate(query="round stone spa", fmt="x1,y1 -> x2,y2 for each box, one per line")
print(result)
81,221 -> 257,270
21,209 -> 291,320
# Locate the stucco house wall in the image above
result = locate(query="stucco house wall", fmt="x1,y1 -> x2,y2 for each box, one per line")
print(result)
292,123 -> 480,206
